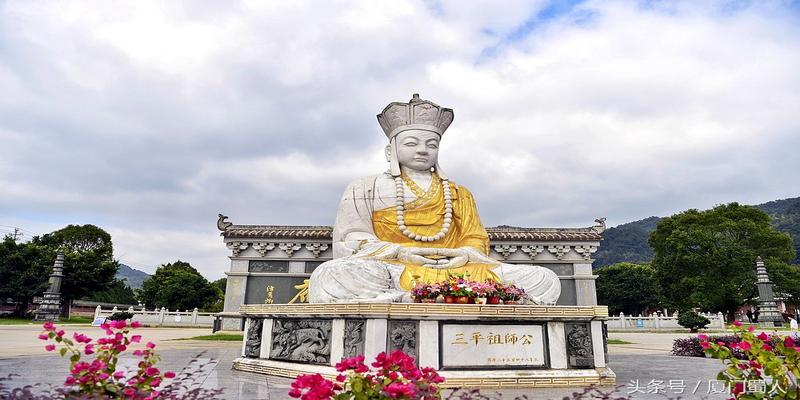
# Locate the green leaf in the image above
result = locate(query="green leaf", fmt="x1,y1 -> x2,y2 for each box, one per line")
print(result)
70,354 -> 80,363
59,347 -> 67,357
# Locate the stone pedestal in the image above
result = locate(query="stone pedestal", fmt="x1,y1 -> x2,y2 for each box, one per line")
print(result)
232,303 -> 614,388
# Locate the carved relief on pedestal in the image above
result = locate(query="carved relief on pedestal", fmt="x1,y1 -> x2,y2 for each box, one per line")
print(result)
520,245 -> 545,260
252,242 -> 276,257
270,319 -> 332,364
547,245 -> 570,260
227,242 -> 249,257
343,319 -> 366,358
565,323 -> 593,368
278,243 -> 302,258
573,245 -> 597,261
305,243 -> 329,258
387,320 -> 418,362
493,244 -> 517,260
245,318 -> 263,358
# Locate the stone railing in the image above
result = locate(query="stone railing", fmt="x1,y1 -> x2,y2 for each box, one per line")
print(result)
93,306 -> 216,327
606,312 -> 726,331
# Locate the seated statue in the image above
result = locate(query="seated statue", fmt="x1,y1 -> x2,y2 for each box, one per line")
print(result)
308,94 -> 561,305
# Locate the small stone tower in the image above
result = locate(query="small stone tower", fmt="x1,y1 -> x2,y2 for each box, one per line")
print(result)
755,256 -> 783,327
34,253 -> 65,321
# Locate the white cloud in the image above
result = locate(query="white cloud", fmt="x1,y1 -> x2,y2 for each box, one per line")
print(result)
1,0 -> 798,279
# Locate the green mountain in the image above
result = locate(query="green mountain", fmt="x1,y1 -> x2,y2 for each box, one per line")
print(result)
116,264 -> 150,289
594,197 -> 800,268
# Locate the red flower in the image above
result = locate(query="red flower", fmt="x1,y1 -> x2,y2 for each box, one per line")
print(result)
732,382 -> 745,394
145,367 -> 160,376
164,371 -> 176,379
335,374 -> 346,382
131,321 -> 142,328
733,320 -> 742,327
758,332 -> 769,341
335,355 -> 366,372
383,382 -> 416,398
45,344 -> 55,352
748,325 -> 755,332
763,344 -> 773,351
784,336 -> 795,348
700,341 -> 711,349
739,342 -> 751,351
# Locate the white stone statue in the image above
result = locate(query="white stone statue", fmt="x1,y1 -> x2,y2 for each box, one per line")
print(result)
308,94 -> 561,304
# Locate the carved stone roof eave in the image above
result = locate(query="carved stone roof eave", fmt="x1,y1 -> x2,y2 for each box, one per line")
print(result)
220,224 -> 602,242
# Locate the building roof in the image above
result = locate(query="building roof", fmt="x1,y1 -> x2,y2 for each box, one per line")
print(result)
219,222 -> 603,242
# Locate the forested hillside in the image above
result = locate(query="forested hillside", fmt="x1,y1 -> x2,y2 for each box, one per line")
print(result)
594,197 -> 800,267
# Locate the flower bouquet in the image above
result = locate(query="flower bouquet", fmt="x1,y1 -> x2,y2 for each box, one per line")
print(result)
411,282 -> 442,303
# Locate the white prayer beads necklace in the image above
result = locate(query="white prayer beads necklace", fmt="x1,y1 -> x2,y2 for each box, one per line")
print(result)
393,173 -> 452,242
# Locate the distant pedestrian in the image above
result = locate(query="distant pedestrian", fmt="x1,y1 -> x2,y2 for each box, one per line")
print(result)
754,308 -> 760,324
746,309 -> 753,323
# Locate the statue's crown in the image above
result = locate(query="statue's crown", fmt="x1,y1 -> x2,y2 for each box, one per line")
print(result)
377,93 -> 454,139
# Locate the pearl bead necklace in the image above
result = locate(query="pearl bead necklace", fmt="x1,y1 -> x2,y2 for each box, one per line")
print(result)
394,174 -> 452,242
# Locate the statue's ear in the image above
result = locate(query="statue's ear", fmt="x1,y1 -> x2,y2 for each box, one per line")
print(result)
384,145 -> 392,162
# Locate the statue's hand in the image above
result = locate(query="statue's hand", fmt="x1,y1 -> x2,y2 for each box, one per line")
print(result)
397,247 -> 438,265
421,248 -> 468,269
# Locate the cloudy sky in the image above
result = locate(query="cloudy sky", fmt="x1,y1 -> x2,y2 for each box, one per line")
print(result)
1,0 -> 798,280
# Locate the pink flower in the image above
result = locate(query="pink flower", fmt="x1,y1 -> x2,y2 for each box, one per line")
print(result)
739,341 -> 752,351
748,325 -> 755,332
784,337 -> 795,348
697,334 -> 708,341
56,330 -> 65,337
763,344 -> 774,351
123,387 -> 135,397
335,374 -> 346,382
113,371 -> 125,379
133,350 -> 144,356
151,378 -> 161,387
758,332 -> 769,341
45,344 -> 55,352
383,382 -> 416,398
43,321 -> 55,331
38,334 -> 49,340
98,373 -> 109,380
84,344 -> 95,355
130,335 -> 142,343
164,371 -> 176,379
109,320 -> 127,329
700,341 -> 711,349
145,367 -> 160,376
64,376 -> 75,385
73,333 -> 92,343
146,342 -> 156,349
733,320 -> 742,327
717,341 -> 726,346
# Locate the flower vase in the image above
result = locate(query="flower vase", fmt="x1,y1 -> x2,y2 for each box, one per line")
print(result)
413,297 -> 421,303
455,296 -> 470,304
444,295 -> 455,304
475,297 -> 487,305
487,296 -> 501,305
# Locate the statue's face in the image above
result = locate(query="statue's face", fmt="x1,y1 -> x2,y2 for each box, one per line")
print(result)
395,129 -> 440,171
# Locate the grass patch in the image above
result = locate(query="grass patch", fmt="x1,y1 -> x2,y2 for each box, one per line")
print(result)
607,339 -> 635,345
180,334 -> 243,341
0,315 -> 94,325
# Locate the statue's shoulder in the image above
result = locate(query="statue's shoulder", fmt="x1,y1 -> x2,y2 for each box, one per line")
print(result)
340,173 -> 394,199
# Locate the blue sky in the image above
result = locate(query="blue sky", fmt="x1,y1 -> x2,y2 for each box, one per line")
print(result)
1,0 -> 798,279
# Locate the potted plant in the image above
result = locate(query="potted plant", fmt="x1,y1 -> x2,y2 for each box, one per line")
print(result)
411,282 -> 440,303
470,281 -> 496,305
487,282 -> 504,304
501,284 -> 526,305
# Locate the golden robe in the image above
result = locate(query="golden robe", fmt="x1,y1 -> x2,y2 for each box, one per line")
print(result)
371,174 -> 500,289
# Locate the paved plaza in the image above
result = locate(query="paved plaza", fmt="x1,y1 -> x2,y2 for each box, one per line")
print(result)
0,324 -> 732,399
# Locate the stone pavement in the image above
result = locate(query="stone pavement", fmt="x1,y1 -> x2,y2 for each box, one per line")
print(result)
0,326 -> 730,399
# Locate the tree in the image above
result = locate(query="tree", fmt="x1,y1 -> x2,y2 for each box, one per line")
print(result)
32,224 -> 119,302
85,279 -> 138,305
767,262 -> 800,310
595,262 -> 661,315
138,261 -> 220,311
0,235 -> 50,315
649,203 -> 796,321
212,277 -> 227,295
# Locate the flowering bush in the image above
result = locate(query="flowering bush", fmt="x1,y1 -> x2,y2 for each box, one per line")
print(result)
289,350 -> 445,400
499,285 -> 526,302
34,321 -> 223,399
701,320 -> 800,399
411,282 -> 443,300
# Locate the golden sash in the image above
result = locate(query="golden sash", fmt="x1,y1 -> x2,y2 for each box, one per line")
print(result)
372,174 -> 499,290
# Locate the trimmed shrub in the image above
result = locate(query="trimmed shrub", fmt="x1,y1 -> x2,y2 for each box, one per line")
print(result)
677,311 -> 710,332
107,311 -> 134,321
